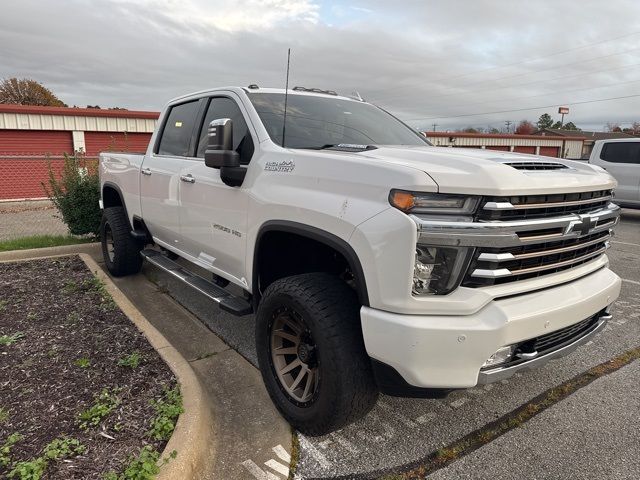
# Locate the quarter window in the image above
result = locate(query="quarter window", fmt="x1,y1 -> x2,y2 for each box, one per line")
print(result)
600,142 -> 640,164
157,100 -> 200,156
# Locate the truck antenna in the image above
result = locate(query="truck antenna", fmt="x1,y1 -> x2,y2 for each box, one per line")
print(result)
282,48 -> 291,148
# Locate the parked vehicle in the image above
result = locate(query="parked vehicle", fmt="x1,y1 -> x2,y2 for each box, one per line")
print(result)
588,138 -> 640,208
99,86 -> 621,435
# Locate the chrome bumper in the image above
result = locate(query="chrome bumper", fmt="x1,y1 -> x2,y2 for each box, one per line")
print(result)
477,310 -> 612,384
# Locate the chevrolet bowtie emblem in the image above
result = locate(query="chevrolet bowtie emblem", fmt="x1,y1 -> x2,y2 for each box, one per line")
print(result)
566,214 -> 598,236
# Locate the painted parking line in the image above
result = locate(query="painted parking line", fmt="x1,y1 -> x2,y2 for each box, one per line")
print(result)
611,240 -> 640,248
242,444 -> 291,480
622,278 -> 640,286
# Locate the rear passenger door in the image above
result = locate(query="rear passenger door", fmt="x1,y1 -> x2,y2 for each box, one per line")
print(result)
178,94 -> 255,286
598,142 -> 640,204
140,99 -> 202,250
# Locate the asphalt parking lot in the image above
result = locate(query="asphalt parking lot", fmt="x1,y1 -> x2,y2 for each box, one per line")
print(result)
148,209 -> 639,480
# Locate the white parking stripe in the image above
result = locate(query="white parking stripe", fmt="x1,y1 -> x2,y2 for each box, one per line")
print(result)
272,444 -> 291,464
622,278 -> 640,286
415,412 -> 437,424
612,240 -> 640,247
265,459 -> 290,477
330,432 -> 360,454
377,400 -> 418,428
242,460 -> 281,480
298,435 -> 332,470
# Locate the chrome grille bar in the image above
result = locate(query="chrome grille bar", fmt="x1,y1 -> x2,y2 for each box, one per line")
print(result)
477,232 -> 612,263
483,195 -> 612,211
471,246 -> 607,279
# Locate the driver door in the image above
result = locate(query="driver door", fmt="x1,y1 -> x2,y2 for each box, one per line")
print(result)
178,94 -> 255,286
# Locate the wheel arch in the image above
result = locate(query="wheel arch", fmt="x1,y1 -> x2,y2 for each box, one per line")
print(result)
253,220 -> 369,308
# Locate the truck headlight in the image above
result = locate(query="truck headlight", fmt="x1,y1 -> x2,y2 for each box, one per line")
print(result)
413,245 -> 474,295
390,190 -> 480,215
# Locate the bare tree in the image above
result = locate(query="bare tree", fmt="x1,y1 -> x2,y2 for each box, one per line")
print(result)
0,77 -> 66,106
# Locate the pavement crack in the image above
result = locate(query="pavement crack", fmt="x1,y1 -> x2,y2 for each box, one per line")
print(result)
327,345 -> 640,480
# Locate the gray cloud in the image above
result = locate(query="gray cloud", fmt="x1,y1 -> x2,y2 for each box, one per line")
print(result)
2,0 -> 640,131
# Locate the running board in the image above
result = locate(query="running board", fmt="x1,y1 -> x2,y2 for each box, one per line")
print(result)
140,249 -> 253,316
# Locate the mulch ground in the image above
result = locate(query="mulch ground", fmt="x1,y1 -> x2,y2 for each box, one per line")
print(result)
0,256 -> 176,479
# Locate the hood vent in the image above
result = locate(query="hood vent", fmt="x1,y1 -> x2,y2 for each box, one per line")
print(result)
503,161 -> 569,171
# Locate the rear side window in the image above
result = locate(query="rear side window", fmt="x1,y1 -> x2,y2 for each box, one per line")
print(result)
600,142 -> 640,164
157,100 -> 200,156
196,97 -> 254,164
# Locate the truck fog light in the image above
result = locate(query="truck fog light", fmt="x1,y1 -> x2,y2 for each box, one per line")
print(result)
482,346 -> 515,368
412,245 -> 474,295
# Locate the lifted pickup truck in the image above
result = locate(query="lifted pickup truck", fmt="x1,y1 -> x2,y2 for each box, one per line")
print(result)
99,86 -> 621,435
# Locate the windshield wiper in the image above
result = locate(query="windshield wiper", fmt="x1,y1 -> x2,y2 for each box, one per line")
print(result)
305,144 -> 377,151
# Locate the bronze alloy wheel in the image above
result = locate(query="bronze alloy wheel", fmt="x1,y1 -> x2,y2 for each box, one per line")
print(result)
104,223 -> 116,262
269,306 -> 319,405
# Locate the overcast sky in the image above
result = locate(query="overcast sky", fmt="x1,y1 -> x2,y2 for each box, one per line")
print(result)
2,0 -> 640,131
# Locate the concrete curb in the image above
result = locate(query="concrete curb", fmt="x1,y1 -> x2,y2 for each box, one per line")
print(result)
0,242 -> 101,261
0,248 -> 214,480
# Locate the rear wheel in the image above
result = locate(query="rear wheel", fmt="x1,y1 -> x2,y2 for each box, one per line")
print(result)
100,207 -> 143,277
256,273 -> 378,436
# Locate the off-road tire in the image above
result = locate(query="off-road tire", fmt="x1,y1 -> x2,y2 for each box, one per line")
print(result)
100,206 -> 143,277
256,273 -> 379,436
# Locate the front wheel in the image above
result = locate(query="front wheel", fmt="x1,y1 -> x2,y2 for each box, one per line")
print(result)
256,273 -> 378,436
100,206 -> 143,277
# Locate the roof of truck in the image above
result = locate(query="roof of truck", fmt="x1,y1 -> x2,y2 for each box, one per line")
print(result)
169,86 -> 360,104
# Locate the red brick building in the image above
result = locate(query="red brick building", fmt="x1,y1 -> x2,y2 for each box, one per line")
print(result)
0,104 -> 159,200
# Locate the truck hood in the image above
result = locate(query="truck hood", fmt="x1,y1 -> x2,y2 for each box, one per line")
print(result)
355,145 -> 616,195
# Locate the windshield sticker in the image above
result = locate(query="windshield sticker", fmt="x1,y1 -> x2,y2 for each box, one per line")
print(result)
265,160 -> 295,173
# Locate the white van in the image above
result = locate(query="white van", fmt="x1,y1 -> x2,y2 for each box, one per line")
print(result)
589,138 -> 640,208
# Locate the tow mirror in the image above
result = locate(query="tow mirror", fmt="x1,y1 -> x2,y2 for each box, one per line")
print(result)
204,118 -> 246,187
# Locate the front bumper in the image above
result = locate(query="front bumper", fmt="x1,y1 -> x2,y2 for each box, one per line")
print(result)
360,266 -> 621,390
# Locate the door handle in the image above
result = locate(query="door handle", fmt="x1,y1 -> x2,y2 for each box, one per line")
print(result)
141,168 -> 152,176
180,174 -> 195,184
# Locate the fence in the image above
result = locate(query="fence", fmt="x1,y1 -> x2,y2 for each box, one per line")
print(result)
0,154 -> 98,241
0,153 -> 98,201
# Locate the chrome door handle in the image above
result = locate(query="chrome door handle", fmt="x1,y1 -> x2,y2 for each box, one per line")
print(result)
180,174 -> 195,184
141,168 -> 152,176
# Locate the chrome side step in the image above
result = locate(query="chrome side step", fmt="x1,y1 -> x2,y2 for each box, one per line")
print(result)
140,249 -> 252,316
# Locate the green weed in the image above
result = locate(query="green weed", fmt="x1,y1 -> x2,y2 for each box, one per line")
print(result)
1,433 -> 22,468
74,357 -> 91,369
0,332 -> 25,346
103,446 -> 177,480
0,407 -> 8,424
7,436 -> 84,480
147,387 -> 183,441
117,352 -> 141,369
78,388 -> 120,430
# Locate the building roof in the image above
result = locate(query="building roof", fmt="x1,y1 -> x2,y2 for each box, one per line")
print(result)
0,104 -> 159,119
424,131 -> 586,141
534,128 -> 633,140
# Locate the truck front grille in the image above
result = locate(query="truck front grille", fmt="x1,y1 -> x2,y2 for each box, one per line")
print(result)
479,189 -> 612,221
463,229 -> 611,287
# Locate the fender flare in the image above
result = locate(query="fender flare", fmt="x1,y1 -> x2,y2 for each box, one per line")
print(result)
253,220 -> 370,307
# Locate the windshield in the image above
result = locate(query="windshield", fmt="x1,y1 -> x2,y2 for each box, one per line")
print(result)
247,92 -> 429,149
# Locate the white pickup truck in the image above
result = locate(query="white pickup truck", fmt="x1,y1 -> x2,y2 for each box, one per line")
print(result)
99,86 -> 621,435
588,137 -> 640,208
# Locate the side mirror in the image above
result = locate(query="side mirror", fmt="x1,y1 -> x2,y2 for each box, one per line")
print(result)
204,118 -> 246,187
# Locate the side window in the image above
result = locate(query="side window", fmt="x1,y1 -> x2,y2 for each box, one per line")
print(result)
197,97 -> 254,164
600,142 -> 640,164
157,100 -> 200,156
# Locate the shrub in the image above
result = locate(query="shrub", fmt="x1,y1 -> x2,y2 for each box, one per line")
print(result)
45,153 -> 101,236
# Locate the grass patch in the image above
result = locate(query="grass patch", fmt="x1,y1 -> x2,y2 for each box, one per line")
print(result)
0,235 -> 93,252
0,332 -> 25,347
1,433 -> 22,469
147,387 -> 183,441
287,429 -> 299,480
